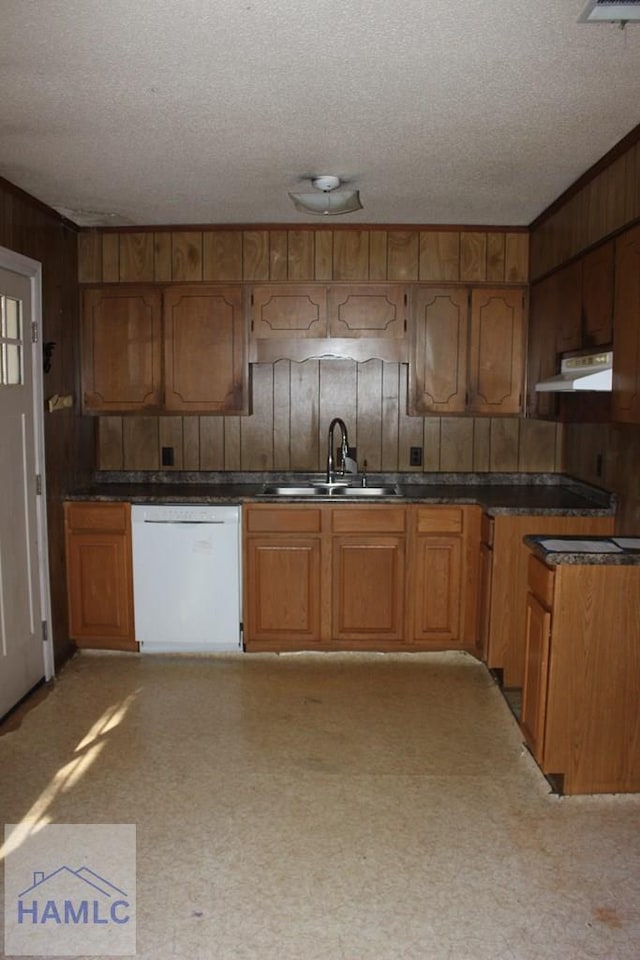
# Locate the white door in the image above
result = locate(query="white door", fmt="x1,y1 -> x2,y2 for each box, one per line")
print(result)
0,261 -> 49,717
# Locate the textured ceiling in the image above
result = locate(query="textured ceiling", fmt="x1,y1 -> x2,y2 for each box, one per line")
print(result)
1,0 -> 640,227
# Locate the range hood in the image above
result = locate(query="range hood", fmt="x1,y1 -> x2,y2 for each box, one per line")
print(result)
535,351 -> 613,393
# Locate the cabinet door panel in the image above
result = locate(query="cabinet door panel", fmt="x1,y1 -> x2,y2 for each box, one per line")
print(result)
520,592 -> 551,762
582,241 -> 613,347
554,261 -> 582,354
66,535 -> 135,648
245,538 -> 321,641
411,536 -> 462,643
163,285 -> 246,413
328,285 -> 405,339
251,284 -> 327,338
409,286 -> 468,414
612,225 -> 640,423
332,537 -> 405,640
468,288 -> 524,414
82,287 -> 162,412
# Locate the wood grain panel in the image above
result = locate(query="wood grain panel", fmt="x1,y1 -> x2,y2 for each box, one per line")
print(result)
122,417 -> 159,469
472,417 -> 491,472
273,359 -> 292,470
153,232 -> 172,281
268,230 -> 288,281
171,231 -> 203,281
240,364 -> 274,469
78,232 -> 102,282
398,370 -> 424,471
440,418 -> 474,471
355,360 -> 384,471
504,232 -> 529,282
97,417 -> 124,470
518,419 -> 559,472
242,230 -> 269,281
423,418 -> 441,471
119,232 -> 154,282
223,416 -> 241,470
102,233 -> 120,282
251,284 -> 327,338
158,416 -> 184,469
203,230 -> 243,281
315,231 -> 333,280
333,231 -> 369,280
319,360 -> 358,459
419,231 -> 460,282
287,230 -> 314,280
182,417 -> 200,469
381,363 -> 400,472
199,417 -> 225,470
486,233 -> 505,282
387,230 -> 419,280
290,360 -> 320,470
489,417 -> 519,471
460,232 -> 486,282
369,231 -> 388,280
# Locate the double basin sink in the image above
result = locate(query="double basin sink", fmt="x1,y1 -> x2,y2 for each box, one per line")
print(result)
261,480 -> 401,498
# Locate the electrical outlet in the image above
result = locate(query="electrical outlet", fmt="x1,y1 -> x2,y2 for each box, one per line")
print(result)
410,446 -> 423,467
161,446 -> 175,467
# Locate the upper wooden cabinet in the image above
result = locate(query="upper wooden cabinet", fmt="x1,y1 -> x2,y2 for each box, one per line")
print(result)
581,241 -> 613,347
612,225 -> 640,423
410,285 -> 525,416
81,284 -> 248,415
82,286 -> 163,413
250,283 -> 407,362
163,285 -> 247,413
553,262 -> 583,354
526,276 -> 558,419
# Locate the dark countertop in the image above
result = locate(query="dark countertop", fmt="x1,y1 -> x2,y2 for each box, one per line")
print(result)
65,471 -> 615,517
525,535 -> 640,565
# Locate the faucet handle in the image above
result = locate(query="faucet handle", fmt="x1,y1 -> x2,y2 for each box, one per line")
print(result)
361,459 -> 368,487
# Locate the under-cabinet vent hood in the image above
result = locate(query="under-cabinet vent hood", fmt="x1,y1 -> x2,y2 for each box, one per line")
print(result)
535,351 -> 613,393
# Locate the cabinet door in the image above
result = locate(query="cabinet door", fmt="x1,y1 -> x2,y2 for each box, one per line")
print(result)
410,536 -> 462,644
251,284 -> 327,338
332,536 -> 405,641
468,288 -> 524,415
81,287 -> 162,413
163,285 -> 247,413
554,261 -> 582,354
65,504 -> 136,650
409,286 -> 468,414
582,241 -> 614,347
477,542 -> 493,660
244,537 -> 322,643
612,225 -> 640,423
526,276 -> 558,419
520,592 -> 551,762
328,285 -> 406,339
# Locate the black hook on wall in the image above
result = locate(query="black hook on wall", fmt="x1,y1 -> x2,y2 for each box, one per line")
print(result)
43,341 -> 56,374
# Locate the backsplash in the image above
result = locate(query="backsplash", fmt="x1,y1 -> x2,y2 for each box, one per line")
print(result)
96,359 -> 562,474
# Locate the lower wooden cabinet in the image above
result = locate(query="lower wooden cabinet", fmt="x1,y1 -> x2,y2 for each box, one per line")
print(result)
64,502 -> 137,651
521,553 -> 640,795
482,512 -> 614,688
243,502 -> 479,652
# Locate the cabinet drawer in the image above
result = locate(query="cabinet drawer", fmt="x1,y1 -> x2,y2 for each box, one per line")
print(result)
481,512 -> 494,546
528,554 -> 555,609
65,502 -> 129,533
415,507 -> 463,535
331,506 -> 406,534
245,506 -> 322,534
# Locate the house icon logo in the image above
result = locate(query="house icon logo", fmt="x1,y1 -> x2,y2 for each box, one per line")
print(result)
18,865 -> 131,926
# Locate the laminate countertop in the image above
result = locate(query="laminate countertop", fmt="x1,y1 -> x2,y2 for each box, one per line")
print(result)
525,535 -> 640,565
66,472 -> 615,517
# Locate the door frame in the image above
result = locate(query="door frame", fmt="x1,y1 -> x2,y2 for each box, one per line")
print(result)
0,245 -> 54,681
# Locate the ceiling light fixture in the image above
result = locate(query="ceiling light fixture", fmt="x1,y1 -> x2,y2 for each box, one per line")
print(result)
289,175 -> 362,216
578,0 -> 640,24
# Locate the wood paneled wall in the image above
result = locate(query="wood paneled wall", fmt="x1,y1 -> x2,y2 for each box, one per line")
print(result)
0,177 -> 88,667
97,360 -> 561,474
531,136 -> 640,280
564,423 -> 640,533
79,226 -> 529,285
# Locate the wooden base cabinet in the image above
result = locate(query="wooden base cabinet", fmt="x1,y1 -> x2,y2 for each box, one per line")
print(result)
482,513 -> 614,688
521,554 -> 640,795
64,502 -> 137,651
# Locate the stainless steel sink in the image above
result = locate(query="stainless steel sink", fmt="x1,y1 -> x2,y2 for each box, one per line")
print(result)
260,482 -> 400,498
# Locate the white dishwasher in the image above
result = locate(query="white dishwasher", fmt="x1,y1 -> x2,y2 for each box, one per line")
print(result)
131,504 -> 242,653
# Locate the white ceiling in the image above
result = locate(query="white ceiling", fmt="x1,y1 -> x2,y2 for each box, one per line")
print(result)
1,0 -> 640,228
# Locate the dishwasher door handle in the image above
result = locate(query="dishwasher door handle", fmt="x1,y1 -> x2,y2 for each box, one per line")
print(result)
142,519 -> 228,525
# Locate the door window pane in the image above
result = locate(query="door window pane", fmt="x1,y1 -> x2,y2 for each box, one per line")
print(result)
0,295 -> 24,386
